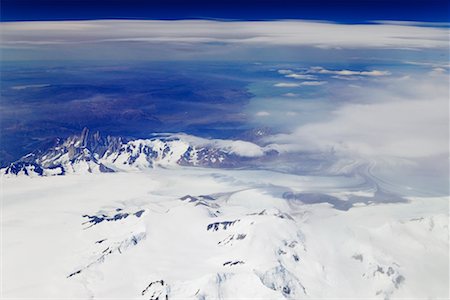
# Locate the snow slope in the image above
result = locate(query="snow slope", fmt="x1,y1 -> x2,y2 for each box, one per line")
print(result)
1,167 -> 448,299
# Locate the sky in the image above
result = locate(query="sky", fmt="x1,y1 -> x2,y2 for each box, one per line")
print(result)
1,0 -> 449,22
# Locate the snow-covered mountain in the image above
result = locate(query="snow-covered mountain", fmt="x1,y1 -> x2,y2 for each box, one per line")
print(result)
2,128 -> 271,176
2,133 -> 448,299
2,168 -> 448,299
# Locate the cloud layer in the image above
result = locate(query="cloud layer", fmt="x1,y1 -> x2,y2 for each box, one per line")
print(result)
1,20 -> 448,49
265,74 -> 449,160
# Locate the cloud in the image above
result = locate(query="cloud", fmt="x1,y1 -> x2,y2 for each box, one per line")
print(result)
1,20 -> 448,50
285,73 -> 318,80
265,75 -> 449,160
429,67 -> 447,76
255,111 -> 271,117
283,93 -> 298,97
272,99 -> 447,158
403,61 -> 449,68
310,67 -> 391,76
173,134 -> 265,158
274,83 -> 299,87
278,69 -> 294,74
331,75 -> 361,81
299,81 -> 327,86
372,20 -> 450,27
11,84 -> 51,90
274,81 -> 326,87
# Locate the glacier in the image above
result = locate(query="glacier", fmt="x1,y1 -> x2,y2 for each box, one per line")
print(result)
2,159 -> 448,299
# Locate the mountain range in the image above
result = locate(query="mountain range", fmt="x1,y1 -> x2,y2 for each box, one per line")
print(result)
3,128 -> 275,176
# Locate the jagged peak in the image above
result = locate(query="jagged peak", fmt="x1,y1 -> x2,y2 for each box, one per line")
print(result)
2,128 -> 273,177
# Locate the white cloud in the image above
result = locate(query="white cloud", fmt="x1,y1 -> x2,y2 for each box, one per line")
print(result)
11,84 -> 51,90
310,67 -> 391,76
1,20 -> 448,49
283,93 -> 298,97
408,62 -> 450,71
429,67 -> 447,76
285,73 -> 318,80
274,81 -> 326,87
277,69 -> 293,74
255,111 -> 271,117
221,140 -> 266,157
299,81 -> 327,86
274,83 -> 299,87
332,75 -> 361,81
172,134 -> 265,158
265,76 -> 449,160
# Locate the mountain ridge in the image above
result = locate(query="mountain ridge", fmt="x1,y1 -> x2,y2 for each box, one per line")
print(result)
2,128 -> 274,176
